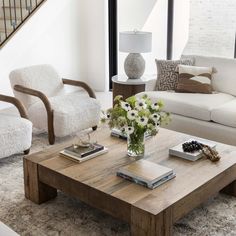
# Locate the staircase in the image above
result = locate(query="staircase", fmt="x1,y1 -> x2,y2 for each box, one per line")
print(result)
0,0 -> 46,48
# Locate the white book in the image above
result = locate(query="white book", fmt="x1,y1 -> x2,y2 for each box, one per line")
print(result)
117,159 -> 174,187
169,138 -> 216,161
60,147 -> 108,163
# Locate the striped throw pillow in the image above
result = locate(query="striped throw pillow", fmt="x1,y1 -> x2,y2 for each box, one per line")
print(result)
176,65 -> 214,94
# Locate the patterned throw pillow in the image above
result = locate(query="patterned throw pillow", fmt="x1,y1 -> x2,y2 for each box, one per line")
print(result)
155,59 -> 194,91
175,65 -> 214,94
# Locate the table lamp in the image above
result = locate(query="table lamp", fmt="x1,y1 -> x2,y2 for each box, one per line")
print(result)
119,30 -> 152,79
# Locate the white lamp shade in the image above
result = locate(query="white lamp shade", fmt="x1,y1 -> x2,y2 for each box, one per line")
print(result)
119,31 -> 152,53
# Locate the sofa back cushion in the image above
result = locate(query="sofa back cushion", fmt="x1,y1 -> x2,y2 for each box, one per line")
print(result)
9,64 -> 64,108
182,55 -> 236,96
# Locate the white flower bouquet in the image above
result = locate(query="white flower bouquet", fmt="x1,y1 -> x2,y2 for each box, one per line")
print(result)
102,94 -> 170,157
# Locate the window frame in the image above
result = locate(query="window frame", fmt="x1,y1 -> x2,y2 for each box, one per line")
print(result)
108,0 -> 174,90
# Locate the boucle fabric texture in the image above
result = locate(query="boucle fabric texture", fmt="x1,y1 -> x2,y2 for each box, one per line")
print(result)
0,132 -> 236,235
9,64 -> 64,109
176,65 -> 214,94
0,114 -> 32,159
155,59 -> 194,91
28,92 -> 101,137
9,64 -> 101,138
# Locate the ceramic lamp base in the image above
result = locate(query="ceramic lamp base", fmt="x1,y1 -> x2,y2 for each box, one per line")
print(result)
124,53 -> 145,79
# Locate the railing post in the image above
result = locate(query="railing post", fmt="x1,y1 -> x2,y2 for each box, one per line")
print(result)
2,0 -> 8,38
8,0 -> 13,28
13,0 -> 17,29
20,0 -> 23,21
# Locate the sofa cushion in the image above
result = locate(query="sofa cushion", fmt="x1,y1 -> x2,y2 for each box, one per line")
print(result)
0,115 -> 32,158
211,99 -> 236,128
182,55 -> 236,96
28,92 -> 101,137
138,91 -> 235,121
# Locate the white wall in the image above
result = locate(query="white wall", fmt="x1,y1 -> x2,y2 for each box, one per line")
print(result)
0,0 -> 108,109
80,0 -> 108,92
184,0 -> 236,57
118,0 -> 167,76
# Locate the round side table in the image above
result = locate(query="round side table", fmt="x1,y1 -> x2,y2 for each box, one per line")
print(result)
112,75 -> 149,105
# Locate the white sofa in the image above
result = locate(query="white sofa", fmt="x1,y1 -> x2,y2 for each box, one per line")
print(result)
0,95 -> 32,159
0,222 -> 19,236
140,55 -> 236,146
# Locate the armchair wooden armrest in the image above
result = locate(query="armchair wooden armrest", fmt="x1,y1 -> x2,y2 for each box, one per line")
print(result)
62,78 -> 96,99
0,94 -> 28,119
14,85 -> 53,112
14,85 -> 55,145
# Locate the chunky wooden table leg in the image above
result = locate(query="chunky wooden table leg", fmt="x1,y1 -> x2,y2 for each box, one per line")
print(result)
221,180 -> 236,197
23,158 -> 57,204
131,206 -> 173,236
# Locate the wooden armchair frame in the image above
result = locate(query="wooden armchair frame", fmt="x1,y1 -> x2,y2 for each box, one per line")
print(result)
0,94 -> 30,154
14,79 -> 97,145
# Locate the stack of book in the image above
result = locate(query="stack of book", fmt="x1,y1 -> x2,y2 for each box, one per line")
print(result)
117,159 -> 175,189
60,143 -> 108,163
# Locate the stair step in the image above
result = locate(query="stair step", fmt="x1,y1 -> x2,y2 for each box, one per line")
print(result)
3,0 -> 38,8
0,32 -> 6,42
0,19 -> 19,29
0,7 -> 29,19
0,15 -> 22,21
0,26 -> 13,36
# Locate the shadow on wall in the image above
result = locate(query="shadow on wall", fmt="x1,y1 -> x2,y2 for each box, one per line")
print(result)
118,0 -> 158,31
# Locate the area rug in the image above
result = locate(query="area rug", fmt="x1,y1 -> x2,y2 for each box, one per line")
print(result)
0,132 -> 236,236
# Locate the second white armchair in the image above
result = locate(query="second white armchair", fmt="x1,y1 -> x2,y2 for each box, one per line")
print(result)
9,64 -> 101,145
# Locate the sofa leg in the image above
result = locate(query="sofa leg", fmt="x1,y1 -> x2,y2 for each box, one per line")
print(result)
92,126 -> 97,131
24,149 -> 30,155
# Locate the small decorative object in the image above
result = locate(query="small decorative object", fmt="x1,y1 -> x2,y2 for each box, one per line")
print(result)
182,140 -> 221,162
119,30 -> 152,79
72,132 -> 91,149
102,94 -> 170,157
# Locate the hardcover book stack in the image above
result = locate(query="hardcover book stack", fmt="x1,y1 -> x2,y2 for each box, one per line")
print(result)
117,159 -> 175,189
60,143 -> 108,163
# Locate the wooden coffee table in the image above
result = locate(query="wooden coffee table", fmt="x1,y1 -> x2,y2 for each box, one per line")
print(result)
23,128 -> 236,235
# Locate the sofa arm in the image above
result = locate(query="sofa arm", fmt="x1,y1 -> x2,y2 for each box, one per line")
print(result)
0,94 -> 28,119
145,78 -> 157,91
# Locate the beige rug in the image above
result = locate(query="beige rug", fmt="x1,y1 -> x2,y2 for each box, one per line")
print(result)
0,132 -> 236,236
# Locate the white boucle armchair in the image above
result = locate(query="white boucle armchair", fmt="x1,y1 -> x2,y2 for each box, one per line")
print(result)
0,94 -> 32,159
9,65 -> 101,145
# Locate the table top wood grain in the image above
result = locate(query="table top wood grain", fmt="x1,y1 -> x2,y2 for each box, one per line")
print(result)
24,127 -> 236,235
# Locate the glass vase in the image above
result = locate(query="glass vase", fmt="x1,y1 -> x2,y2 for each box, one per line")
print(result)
127,132 -> 145,157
